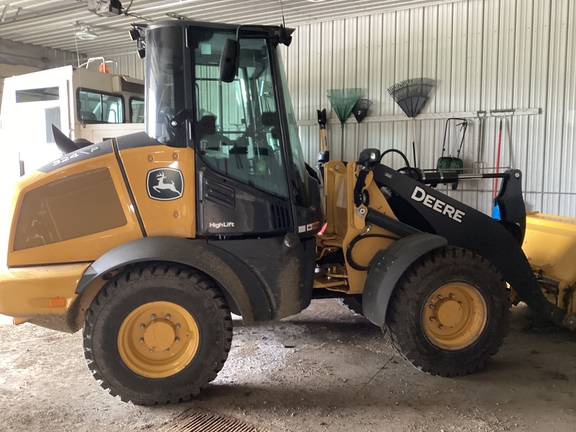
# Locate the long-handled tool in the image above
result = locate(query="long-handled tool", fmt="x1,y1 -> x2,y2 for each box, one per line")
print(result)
317,108 -> 328,153
317,108 -> 329,179
492,117 -> 504,219
437,118 -> 468,173
472,112 -> 487,173
387,78 -> 436,167
327,88 -> 361,160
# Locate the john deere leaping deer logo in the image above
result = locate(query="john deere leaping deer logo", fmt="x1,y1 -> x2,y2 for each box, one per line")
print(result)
146,168 -> 184,201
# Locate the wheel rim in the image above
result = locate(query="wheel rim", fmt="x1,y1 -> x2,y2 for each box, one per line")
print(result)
422,282 -> 487,350
118,301 -> 200,378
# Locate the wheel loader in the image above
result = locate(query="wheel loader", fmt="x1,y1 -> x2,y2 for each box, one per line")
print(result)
0,20 -> 568,405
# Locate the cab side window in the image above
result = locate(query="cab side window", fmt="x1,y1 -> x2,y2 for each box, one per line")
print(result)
193,34 -> 289,198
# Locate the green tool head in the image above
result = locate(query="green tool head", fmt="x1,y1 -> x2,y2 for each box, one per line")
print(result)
327,88 -> 362,128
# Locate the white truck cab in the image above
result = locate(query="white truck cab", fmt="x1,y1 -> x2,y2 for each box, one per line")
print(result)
0,65 -> 144,181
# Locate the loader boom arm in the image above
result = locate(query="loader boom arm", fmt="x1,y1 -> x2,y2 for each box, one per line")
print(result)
366,164 -> 565,325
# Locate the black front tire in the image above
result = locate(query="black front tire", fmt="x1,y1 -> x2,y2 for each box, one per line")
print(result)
385,247 -> 510,377
83,263 -> 232,405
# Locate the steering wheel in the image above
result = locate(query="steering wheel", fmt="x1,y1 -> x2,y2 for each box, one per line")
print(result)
202,132 -> 234,151
397,166 -> 422,181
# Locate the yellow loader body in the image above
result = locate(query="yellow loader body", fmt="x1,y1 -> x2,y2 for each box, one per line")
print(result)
0,139 -> 197,331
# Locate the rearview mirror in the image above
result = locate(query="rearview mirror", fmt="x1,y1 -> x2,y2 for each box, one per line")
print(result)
219,38 -> 239,83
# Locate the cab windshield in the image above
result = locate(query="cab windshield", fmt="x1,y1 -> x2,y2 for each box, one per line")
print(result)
145,24 -> 187,145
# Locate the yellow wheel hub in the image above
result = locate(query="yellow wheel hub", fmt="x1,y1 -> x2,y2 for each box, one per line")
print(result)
422,283 -> 487,350
118,301 -> 200,378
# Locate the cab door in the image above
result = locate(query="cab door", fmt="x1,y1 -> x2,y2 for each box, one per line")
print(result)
191,30 -> 293,237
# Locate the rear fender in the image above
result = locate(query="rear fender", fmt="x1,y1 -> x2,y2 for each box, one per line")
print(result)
73,236 -> 268,327
362,233 -> 447,327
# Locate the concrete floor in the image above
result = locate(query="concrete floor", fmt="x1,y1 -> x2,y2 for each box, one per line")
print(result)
0,299 -> 576,432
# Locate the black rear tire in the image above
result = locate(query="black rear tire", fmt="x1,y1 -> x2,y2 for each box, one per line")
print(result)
83,263 -> 232,405
385,247 -> 510,376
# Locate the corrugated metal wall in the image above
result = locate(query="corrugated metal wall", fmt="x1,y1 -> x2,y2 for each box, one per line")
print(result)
107,0 -> 575,217
103,52 -> 145,80
282,0 -> 576,217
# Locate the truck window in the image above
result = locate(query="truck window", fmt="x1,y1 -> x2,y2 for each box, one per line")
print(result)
130,98 -> 145,123
77,89 -> 124,123
11,86 -> 62,171
16,87 -> 59,102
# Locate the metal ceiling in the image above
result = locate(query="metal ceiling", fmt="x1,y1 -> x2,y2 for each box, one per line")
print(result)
0,0 -> 462,57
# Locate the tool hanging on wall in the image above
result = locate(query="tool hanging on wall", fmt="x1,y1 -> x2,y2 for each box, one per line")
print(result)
472,112 -> 487,173
317,108 -> 329,178
489,110 -> 517,219
327,88 -> 361,160
437,118 -> 468,173
492,116 -> 505,219
317,108 -> 328,152
387,78 -> 436,167
352,98 -> 373,148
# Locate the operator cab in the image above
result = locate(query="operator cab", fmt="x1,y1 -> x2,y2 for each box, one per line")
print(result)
142,21 -> 322,238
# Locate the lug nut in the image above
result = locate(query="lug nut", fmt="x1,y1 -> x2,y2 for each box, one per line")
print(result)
438,295 -> 443,299
149,349 -> 154,353
165,348 -> 170,353
429,304 -> 435,309
140,324 -> 146,329
166,314 -> 171,320
139,338 -> 144,343
151,314 -> 156,320
438,325 -> 444,329
175,337 -> 180,343
450,293 -> 454,299
458,301 -> 463,306
175,324 -> 181,329
429,317 -> 435,321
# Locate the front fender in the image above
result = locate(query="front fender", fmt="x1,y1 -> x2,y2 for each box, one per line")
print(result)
75,236 -> 269,325
362,233 -> 447,327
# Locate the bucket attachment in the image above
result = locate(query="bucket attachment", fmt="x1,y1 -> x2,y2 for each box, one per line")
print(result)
524,212 -> 576,330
